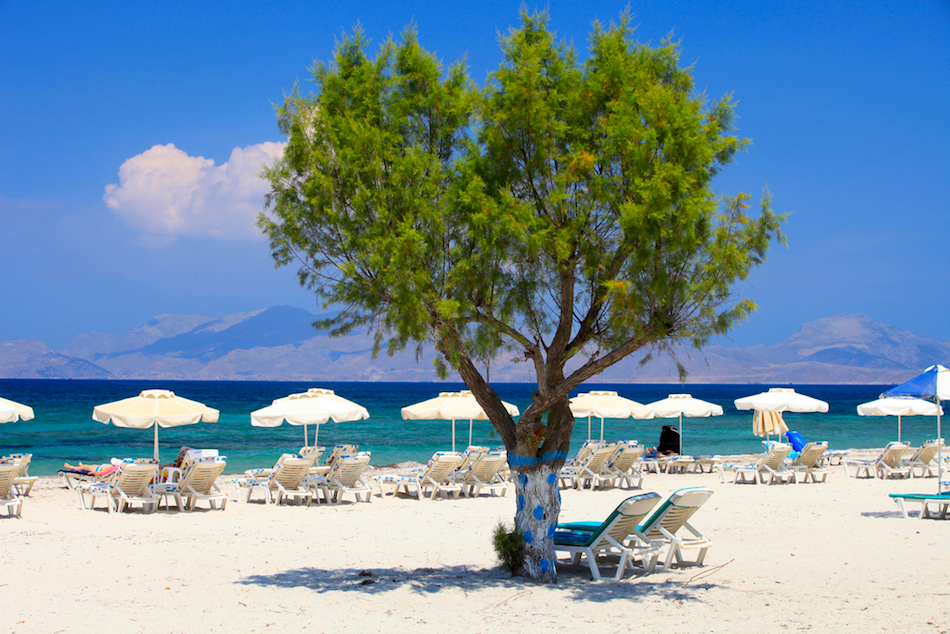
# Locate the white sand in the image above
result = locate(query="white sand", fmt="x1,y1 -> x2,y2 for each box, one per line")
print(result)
2,452 -> 948,634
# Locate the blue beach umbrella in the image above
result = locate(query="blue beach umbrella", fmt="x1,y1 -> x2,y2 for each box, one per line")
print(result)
883,365 -> 950,491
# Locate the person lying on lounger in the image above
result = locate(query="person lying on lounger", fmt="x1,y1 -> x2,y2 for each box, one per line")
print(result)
62,459 -> 122,477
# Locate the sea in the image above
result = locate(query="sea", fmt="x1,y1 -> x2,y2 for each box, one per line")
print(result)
1,379 -> 933,477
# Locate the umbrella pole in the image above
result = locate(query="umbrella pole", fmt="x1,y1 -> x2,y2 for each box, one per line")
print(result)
304,424 -> 309,448
154,422 -> 159,461
897,415 -> 901,443
679,414 -> 683,455
937,401 -> 943,493
600,417 -> 605,443
452,420 -> 456,453
588,416 -> 591,442
469,419 -> 473,448
314,425 -> 319,447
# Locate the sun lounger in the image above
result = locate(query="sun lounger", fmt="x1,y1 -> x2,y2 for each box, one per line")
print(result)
312,444 -> 358,475
692,455 -> 723,474
459,451 -> 508,497
374,451 -> 462,500
152,455 -> 228,511
657,455 -> 696,474
0,463 -> 23,517
233,454 -> 314,505
58,464 -> 119,490
453,446 -> 490,477
309,451 -> 373,503
901,439 -> 944,478
637,486 -> 714,572
2,453 -> 38,496
559,444 -> 615,490
605,444 -> 645,489
845,442 -> 910,479
76,459 -> 160,513
789,442 -> 829,483
554,492 -> 663,581
889,492 -> 950,519
718,444 -> 793,484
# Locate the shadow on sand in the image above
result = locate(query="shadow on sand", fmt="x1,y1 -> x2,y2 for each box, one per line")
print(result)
237,561 -> 723,603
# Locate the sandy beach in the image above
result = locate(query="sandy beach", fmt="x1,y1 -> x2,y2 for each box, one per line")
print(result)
2,450 -> 948,634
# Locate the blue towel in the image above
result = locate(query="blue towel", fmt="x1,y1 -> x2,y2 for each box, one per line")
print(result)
785,431 -> 807,452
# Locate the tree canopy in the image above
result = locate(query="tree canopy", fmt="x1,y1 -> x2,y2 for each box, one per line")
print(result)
260,10 -> 784,582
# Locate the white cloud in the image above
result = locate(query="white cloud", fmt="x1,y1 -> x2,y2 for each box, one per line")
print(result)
103,142 -> 285,240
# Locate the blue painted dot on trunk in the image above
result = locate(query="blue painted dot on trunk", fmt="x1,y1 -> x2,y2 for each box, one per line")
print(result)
547,525 -> 556,538
517,494 -> 525,512
533,505 -> 544,521
539,558 -> 549,572
547,473 -> 557,486
524,530 -> 534,543
519,473 -> 528,489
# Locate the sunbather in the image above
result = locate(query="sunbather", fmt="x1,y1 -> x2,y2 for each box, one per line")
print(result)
62,460 -> 121,477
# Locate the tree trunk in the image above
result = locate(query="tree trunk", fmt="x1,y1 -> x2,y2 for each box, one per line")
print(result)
511,461 -> 561,583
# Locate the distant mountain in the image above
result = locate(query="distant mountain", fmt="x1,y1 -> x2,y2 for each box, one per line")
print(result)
103,306 -> 319,363
61,313 -> 216,359
1,310 -> 947,383
0,341 -> 113,379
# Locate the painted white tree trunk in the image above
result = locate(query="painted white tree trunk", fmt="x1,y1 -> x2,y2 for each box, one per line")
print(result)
511,463 -> 561,583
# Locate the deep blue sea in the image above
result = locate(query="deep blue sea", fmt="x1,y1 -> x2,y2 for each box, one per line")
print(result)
1,379 -> 934,476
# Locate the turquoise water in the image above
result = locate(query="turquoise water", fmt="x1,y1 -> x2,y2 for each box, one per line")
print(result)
0,379 -> 935,476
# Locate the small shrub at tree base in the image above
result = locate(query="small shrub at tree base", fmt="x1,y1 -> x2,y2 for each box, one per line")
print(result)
493,522 -> 525,576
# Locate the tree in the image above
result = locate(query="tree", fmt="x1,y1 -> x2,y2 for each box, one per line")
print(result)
260,10 -> 785,583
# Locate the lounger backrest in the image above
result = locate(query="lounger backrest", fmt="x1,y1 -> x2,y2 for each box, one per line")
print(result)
330,452 -> 372,487
465,452 -> 506,483
609,445 -> 644,472
602,443 -> 626,466
603,493 -> 662,544
111,461 -> 160,497
638,487 -> 714,541
879,443 -> 909,468
2,453 -> 31,478
793,442 -> 827,468
583,444 -> 616,474
421,452 -> 462,483
570,440 -> 603,466
575,492 -> 661,547
180,458 -> 226,493
911,441 -> 940,465
270,457 -> 312,488
325,444 -> 359,467
298,446 -> 324,464
456,446 -> 489,474
0,464 -> 16,497
758,444 -> 791,470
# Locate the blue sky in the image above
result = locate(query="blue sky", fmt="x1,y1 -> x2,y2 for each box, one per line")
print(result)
2,0 -> 948,350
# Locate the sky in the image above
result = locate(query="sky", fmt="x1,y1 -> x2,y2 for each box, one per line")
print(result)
1,0 -> 948,351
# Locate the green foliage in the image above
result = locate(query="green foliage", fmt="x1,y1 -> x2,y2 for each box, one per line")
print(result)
492,521 -> 526,576
259,9 -> 786,456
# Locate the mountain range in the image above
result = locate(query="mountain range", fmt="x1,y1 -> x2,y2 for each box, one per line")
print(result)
1,307 -> 948,383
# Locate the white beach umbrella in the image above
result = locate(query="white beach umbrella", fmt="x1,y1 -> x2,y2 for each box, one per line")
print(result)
251,388 -> 369,446
882,365 -> 950,491
93,389 -> 219,460
856,397 -> 942,443
645,394 -> 723,454
569,390 -> 653,442
401,390 -> 519,452
735,387 -> 829,441
0,397 -> 34,423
